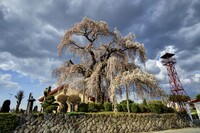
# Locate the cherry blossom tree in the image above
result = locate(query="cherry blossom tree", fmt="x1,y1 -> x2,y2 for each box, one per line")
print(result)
53,17 -> 164,112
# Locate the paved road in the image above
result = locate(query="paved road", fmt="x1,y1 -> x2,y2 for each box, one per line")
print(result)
148,128 -> 200,133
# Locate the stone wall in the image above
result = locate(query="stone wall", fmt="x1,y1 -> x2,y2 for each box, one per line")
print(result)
14,113 -> 191,133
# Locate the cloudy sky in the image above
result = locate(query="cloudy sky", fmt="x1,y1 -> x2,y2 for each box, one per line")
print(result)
0,0 -> 200,110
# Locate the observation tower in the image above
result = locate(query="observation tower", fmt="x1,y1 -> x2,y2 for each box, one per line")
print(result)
161,53 -> 189,110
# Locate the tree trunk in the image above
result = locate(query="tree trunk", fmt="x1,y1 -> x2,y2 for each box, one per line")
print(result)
105,79 -> 109,102
83,87 -> 85,103
125,85 -> 130,113
97,73 -> 104,104
97,88 -> 104,104
16,101 -> 20,113
113,96 -> 117,112
71,104 -> 74,112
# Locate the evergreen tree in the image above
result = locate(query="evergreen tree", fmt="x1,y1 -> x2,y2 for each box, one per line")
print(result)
42,96 -> 58,113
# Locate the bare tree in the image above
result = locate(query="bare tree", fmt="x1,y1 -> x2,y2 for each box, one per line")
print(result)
53,18 -> 164,111
15,90 -> 24,113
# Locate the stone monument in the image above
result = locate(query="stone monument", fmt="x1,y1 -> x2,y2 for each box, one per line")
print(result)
26,93 -> 35,113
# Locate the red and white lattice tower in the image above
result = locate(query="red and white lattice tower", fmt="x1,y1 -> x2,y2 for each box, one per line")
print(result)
161,53 -> 189,110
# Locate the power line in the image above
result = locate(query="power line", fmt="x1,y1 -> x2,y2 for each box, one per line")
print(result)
8,93 -> 14,99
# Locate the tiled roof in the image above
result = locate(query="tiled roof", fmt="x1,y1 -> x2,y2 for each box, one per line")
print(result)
38,84 -> 66,102
189,98 -> 200,103
38,83 -> 95,102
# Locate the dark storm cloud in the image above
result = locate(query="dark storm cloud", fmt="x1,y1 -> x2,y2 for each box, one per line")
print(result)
36,0 -> 71,29
0,2 -> 60,58
1,0 -> 199,60
0,0 -> 200,98
177,48 -> 200,72
86,0 -> 148,31
60,0 -> 200,61
134,0 -> 198,58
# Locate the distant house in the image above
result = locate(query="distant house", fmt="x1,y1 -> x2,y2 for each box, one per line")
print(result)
190,98 -> 200,119
38,84 -> 95,112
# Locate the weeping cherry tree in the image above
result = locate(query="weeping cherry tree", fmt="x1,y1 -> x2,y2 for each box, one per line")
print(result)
53,18 -> 164,111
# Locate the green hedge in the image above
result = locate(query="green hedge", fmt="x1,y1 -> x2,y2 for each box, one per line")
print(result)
138,104 -> 150,113
0,113 -> 18,133
78,103 -> 88,112
120,100 -> 133,112
120,99 -> 134,105
118,99 -> 174,113
96,102 -> 103,111
104,102 -> 112,111
67,112 -> 85,115
130,103 -> 140,113
148,100 -> 175,113
88,102 -> 102,112
121,103 -> 128,112
78,102 -> 108,112
116,104 -> 123,112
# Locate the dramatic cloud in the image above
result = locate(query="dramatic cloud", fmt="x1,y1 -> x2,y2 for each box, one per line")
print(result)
0,0 -> 200,109
0,74 -> 20,89
146,45 -> 200,97
0,52 -> 61,83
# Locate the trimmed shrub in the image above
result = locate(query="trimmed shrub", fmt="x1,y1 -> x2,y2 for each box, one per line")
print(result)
0,113 -> 18,133
148,100 -> 173,113
120,99 -> 133,112
166,107 -> 175,113
169,95 -> 190,102
57,94 -> 68,103
78,103 -> 88,112
196,94 -> 200,100
104,102 -> 112,111
116,104 -> 123,112
68,95 -> 81,111
121,104 -> 128,112
145,106 -> 151,113
57,94 -> 68,113
96,102 -> 103,111
120,99 -> 134,105
130,103 -> 140,113
68,95 -> 81,105
19,109 -> 25,114
42,96 -> 58,113
142,99 -> 147,106
87,102 -> 103,112
149,102 -> 163,113
45,104 -> 59,113
0,100 -> 11,113
33,106 -> 38,113
45,96 -> 56,103
138,104 -> 147,113
88,102 -> 98,112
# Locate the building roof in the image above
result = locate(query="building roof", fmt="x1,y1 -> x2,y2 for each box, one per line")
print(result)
38,84 -> 67,102
38,84 -> 94,102
189,98 -> 200,103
